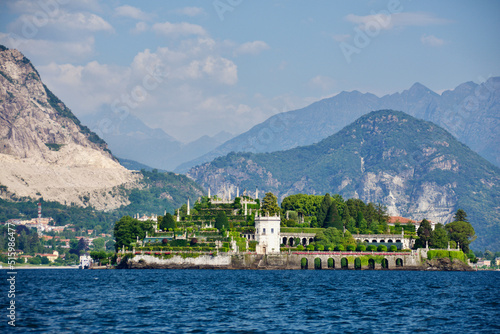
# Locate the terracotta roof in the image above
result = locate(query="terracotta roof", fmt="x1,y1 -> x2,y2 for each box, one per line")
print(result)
388,216 -> 417,224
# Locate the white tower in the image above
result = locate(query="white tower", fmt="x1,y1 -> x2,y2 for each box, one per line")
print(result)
208,188 -> 211,198
244,202 -> 248,216
177,209 -> 180,222
187,199 -> 190,215
255,187 -> 258,200
255,212 -> 281,254
237,187 -> 239,198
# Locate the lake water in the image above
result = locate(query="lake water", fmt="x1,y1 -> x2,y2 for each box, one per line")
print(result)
1,269 -> 499,333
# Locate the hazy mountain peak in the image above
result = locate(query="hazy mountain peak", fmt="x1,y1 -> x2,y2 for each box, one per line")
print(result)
407,82 -> 436,96
177,78 -> 499,171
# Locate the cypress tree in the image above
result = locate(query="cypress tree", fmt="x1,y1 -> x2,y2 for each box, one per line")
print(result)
317,193 -> 332,227
324,202 -> 343,230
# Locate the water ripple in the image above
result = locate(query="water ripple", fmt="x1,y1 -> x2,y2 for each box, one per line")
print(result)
0,269 -> 499,333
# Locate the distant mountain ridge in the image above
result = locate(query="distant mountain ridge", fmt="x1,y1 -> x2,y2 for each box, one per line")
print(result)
81,110 -> 233,171
189,110 -> 500,251
177,78 -> 500,171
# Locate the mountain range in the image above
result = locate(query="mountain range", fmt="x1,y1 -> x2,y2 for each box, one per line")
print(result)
188,110 -> 500,251
81,110 -> 233,171
177,78 -> 499,172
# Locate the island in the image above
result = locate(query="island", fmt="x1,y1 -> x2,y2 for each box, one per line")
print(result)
113,191 -> 475,271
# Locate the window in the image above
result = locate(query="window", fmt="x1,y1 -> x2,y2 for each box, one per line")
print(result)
271,228 -> 274,234
263,228 -> 266,234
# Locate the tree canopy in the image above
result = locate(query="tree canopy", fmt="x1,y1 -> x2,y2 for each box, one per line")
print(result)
416,219 -> 433,248
445,220 -> 476,253
453,209 -> 468,222
215,211 -> 229,230
261,192 -> 280,216
113,216 -> 153,251
159,213 -> 176,231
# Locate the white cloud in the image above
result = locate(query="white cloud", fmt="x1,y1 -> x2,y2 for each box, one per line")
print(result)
5,10 -> 113,44
307,75 -> 336,92
115,5 -> 151,21
172,7 -> 205,17
235,41 -> 270,56
132,22 -> 148,34
345,12 -> 451,31
38,61 -> 130,115
0,33 -> 96,63
37,37 -> 241,142
152,22 -> 206,37
421,34 -> 445,47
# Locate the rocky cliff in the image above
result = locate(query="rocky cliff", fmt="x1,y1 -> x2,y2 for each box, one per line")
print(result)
0,46 -> 139,210
189,110 -> 500,250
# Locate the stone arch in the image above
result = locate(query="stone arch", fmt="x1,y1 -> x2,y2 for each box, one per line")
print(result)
388,239 -> 393,243
368,258 -> 375,269
289,238 -> 295,246
396,239 -> 401,243
380,239 -> 385,243
302,238 -> 307,246
372,240 -> 377,243
381,258 -> 389,269
354,257 -> 362,270
341,257 -> 348,269
282,237 -> 287,245
309,238 -> 314,244
301,258 -> 308,269
314,258 -> 322,270
364,240 -> 369,243
396,258 -> 403,267
327,258 -> 334,269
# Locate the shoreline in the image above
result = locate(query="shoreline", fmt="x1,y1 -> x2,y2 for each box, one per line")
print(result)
0,265 -> 79,269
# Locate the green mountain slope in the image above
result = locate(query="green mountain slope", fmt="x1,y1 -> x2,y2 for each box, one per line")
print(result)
189,110 -> 500,250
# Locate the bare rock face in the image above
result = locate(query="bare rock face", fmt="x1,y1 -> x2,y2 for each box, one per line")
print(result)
424,258 -> 473,271
0,46 -> 139,210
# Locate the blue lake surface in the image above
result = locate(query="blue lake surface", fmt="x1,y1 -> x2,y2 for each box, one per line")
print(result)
1,269 -> 499,333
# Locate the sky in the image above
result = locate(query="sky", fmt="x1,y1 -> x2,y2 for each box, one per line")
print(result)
1,0 -> 499,143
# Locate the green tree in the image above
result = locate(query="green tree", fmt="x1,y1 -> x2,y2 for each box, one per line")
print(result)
445,220 -> 476,253
356,211 -> 364,228
453,209 -> 468,222
342,205 -> 351,223
90,250 -> 108,264
375,203 -> 389,223
358,218 -> 368,233
113,215 -> 153,251
367,220 -> 378,234
160,213 -> 176,231
324,202 -> 342,229
416,219 -> 432,248
76,238 -> 88,255
41,256 -> 50,265
215,212 -> 229,230
429,223 -> 449,249
317,193 -> 332,227
345,217 -> 357,234
92,237 -> 105,251
261,192 -> 280,216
